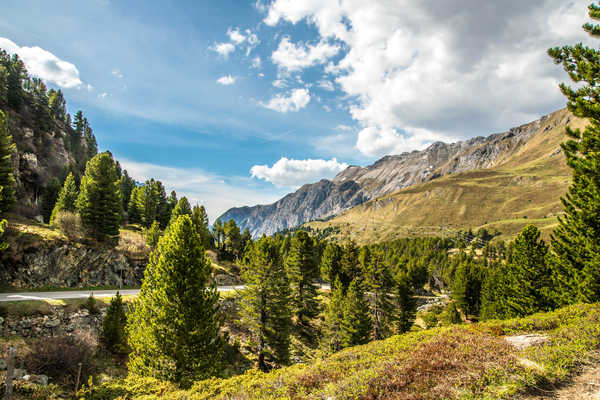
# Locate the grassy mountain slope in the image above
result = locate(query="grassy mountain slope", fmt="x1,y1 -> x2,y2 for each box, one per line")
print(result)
82,302 -> 600,399
306,109 -> 587,244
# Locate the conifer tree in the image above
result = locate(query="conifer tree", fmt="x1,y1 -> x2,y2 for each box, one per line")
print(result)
321,278 -> 345,353
192,204 -> 213,249
40,177 -> 60,223
127,215 -> 224,387
170,196 -> 192,223
395,271 -> 416,333
0,111 -> 15,212
50,172 -> 78,224
548,3 -> 600,304
223,219 -> 242,260
340,279 -> 372,347
320,242 -> 343,284
240,227 -> 252,254
364,247 -> 394,340
285,231 -> 320,346
340,240 -> 361,290
452,261 -> 483,316
119,170 -> 136,215
241,236 -> 291,371
76,152 -> 122,244
144,220 -> 161,248
102,292 -> 127,354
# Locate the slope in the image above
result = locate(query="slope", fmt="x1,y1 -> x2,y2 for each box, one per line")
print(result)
306,108 -> 587,244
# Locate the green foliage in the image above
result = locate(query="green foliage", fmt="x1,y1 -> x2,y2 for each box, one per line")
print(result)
82,293 -> 99,314
340,279 -> 372,347
170,196 -> 192,223
0,110 -> 15,212
321,278 -> 345,353
76,152 -> 122,245
364,247 -> 394,340
452,260 -> 484,316
119,170 -> 136,216
50,172 -> 78,224
127,215 -> 225,387
285,231 -> 320,346
144,220 -> 161,248
441,302 -> 462,326
191,205 -> 213,249
241,235 -> 292,371
127,186 -> 143,224
40,177 -> 60,224
548,4 -> 600,305
102,292 -> 128,353
395,271 -> 417,333
320,242 -> 343,284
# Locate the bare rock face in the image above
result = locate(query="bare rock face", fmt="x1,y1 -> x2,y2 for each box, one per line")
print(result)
218,110 -> 565,237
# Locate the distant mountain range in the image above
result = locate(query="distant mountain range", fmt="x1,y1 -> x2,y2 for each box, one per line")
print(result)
218,108 -> 582,239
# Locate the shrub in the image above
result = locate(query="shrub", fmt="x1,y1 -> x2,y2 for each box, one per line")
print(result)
421,312 -> 439,329
24,330 -> 97,384
102,292 -> 128,353
82,294 -> 100,314
441,302 -> 462,326
53,210 -> 83,240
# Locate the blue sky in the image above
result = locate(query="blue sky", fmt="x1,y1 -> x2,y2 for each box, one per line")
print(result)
0,0 -> 591,220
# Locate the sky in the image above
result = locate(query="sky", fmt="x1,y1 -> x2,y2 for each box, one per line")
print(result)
0,0 -> 593,221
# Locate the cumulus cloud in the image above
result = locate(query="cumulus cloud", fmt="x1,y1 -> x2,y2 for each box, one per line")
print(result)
262,88 -> 310,113
227,28 -> 246,44
119,159 -> 283,222
0,37 -> 83,89
213,42 -> 235,58
251,157 -> 348,188
263,0 -> 592,157
217,75 -> 236,85
271,37 -> 340,72
318,79 -> 334,91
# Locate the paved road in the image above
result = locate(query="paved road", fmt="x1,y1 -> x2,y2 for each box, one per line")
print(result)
0,285 -> 247,302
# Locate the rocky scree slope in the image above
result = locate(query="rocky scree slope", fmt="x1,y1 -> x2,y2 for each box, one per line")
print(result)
219,109 -> 572,237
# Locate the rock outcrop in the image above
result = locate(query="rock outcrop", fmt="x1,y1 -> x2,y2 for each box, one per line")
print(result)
219,109 -> 569,237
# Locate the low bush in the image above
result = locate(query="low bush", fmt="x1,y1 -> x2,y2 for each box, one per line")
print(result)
53,210 -> 84,240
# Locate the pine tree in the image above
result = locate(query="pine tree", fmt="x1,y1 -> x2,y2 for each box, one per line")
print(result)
442,302 -> 462,326
50,172 -> 78,224
144,220 -> 161,248
452,261 -> 483,316
321,278 -> 345,353
48,89 -> 66,121
192,205 -> 213,249
170,197 -> 192,224
127,186 -> 142,224
223,219 -> 242,260
395,271 -> 416,334
340,279 -> 372,347
364,247 -> 394,340
119,170 -> 136,214
241,236 -> 291,371
320,242 -> 343,284
285,231 -> 320,346
102,292 -> 127,354
76,152 -> 122,244
136,180 -> 159,228
0,111 -> 15,212
127,215 -> 225,387
340,240 -> 361,290
548,4 -> 600,305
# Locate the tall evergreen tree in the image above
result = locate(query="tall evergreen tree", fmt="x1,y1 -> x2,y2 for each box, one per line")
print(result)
241,236 -> 292,371
320,242 -> 343,284
127,186 -> 142,224
452,260 -> 484,316
40,177 -> 60,224
102,292 -> 127,354
321,278 -> 345,353
549,3 -> 600,304
127,215 -> 224,387
395,271 -> 416,333
170,196 -> 192,224
50,172 -> 78,224
119,170 -> 136,214
364,247 -> 394,340
285,231 -> 320,346
136,179 -> 159,228
192,204 -> 213,249
340,279 -> 372,347
0,111 -> 15,212
76,152 -> 122,244
339,240 -> 361,290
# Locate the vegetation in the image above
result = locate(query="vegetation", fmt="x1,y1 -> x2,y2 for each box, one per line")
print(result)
50,172 -> 78,224
127,215 -> 225,388
102,292 -> 128,354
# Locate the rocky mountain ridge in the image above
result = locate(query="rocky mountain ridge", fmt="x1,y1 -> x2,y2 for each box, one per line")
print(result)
218,109 -> 571,237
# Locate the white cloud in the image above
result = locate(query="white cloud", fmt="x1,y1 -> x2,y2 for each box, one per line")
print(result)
251,157 -> 348,188
262,88 -> 310,113
111,69 -> 124,79
98,92 -> 109,99
0,37 -> 83,89
251,56 -> 262,68
272,79 -> 286,88
264,0 -> 592,157
217,75 -> 236,85
271,37 -> 340,72
213,42 -> 235,58
318,79 -> 334,91
227,28 -> 246,44
119,159 -> 283,222
336,124 -> 353,131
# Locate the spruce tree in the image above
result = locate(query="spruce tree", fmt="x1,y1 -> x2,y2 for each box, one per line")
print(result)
192,205 -> 213,249
548,4 -> 600,304
50,172 -> 78,224
364,247 -> 394,340
320,242 -> 343,284
76,152 -> 122,244
127,215 -> 224,387
144,220 -> 161,248
102,292 -> 127,354
321,278 -> 345,353
339,240 -> 361,290
127,186 -> 142,224
452,261 -> 483,316
241,236 -> 291,371
40,177 -> 60,223
340,279 -> 372,347
170,197 -> 192,224
0,111 -> 15,212
136,180 -> 159,228
285,231 -> 320,346
395,271 -> 416,333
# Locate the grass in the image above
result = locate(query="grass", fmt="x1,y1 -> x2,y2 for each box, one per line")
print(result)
79,302 -> 600,400
305,109 -> 587,245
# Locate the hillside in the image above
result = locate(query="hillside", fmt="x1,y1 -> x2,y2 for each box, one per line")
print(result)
80,302 -> 600,399
219,108 -> 582,238
306,108 -> 587,244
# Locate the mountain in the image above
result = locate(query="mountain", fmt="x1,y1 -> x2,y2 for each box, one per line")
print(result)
306,108 -> 587,244
218,108 -> 582,237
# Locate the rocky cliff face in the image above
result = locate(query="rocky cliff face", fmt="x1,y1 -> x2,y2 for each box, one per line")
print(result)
218,109 -> 568,237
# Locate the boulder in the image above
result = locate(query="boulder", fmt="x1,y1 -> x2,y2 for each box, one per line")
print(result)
25,374 -> 49,386
13,368 -> 27,379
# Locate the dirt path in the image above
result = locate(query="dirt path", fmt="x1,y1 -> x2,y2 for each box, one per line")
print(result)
525,362 -> 600,399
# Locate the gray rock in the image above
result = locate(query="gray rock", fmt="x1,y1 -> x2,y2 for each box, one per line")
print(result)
505,334 -> 549,350
25,374 -> 49,386
13,368 -> 27,379
45,319 -> 61,328
0,359 -> 6,370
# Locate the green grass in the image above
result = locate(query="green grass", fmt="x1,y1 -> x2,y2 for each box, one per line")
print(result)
79,302 -> 600,400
